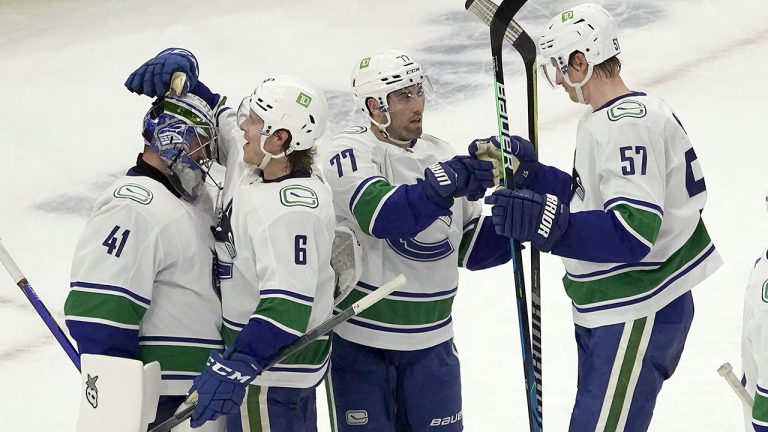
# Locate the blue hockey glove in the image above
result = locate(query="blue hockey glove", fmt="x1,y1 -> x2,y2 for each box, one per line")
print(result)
468,135 -> 538,188
124,48 -> 199,97
484,188 -> 569,252
190,80 -> 225,111
189,351 -> 261,428
423,156 -> 496,207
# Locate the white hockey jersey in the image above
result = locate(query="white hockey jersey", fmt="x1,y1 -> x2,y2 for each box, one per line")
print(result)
742,250 -> 768,431
562,92 -> 722,327
214,109 -> 335,388
66,170 -> 224,396
320,126 -> 483,351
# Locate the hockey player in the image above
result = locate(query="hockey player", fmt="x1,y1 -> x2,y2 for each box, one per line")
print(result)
741,193 -> 768,432
320,50 -> 511,431
125,49 -> 336,431
65,91 -> 225,431
483,4 -> 722,431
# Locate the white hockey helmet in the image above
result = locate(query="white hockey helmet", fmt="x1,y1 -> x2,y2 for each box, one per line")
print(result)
537,3 -> 620,99
351,50 -> 432,142
238,75 -> 328,169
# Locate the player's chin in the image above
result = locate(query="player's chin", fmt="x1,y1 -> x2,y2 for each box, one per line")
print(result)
406,124 -> 423,139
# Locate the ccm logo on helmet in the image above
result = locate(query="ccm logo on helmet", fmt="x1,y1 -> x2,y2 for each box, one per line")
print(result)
405,67 -> 421,75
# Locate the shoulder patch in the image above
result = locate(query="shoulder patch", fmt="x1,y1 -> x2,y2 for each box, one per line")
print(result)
341,126 -> 367,135
280,185 -> 319,208
762,280 -> 768,303
113,184 -> 153,205
607,100 -> 647,121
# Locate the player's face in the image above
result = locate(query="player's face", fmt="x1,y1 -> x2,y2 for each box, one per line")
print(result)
554,57 -> 589,103
385,83 -> 426,141
240,110 -> 269,165
555,68 -> 579,103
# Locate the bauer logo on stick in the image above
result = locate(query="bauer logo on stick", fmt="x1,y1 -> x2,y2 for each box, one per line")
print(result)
85,374 -> 99,408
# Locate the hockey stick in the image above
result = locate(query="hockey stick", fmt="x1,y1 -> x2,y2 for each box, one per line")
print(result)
465,0 -> 543,424
718,362 -> 754,408
465,0 -> 541,430
0,238 -> 81,370
149,274 -> 408,432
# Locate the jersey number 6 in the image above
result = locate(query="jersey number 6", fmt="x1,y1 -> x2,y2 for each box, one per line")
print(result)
295,235 -> 308,265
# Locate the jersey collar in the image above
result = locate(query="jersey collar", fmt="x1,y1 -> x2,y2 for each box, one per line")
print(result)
126,153 -> 182,199
262,171 -> 311,184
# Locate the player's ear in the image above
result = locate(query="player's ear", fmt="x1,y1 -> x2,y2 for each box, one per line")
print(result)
574,52 -> 587,72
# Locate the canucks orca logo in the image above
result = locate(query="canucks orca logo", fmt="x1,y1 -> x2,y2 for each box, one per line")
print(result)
571,168 -> 585,201
386,216 -> 454,262
214,200 -> 236,259
85,374 -> 99,408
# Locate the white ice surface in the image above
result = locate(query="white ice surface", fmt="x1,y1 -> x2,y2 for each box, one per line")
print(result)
1,0 -> 767,430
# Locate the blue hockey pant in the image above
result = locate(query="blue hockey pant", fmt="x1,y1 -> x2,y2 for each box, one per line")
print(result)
326,334 -> 463,431
569,290 -> 694,431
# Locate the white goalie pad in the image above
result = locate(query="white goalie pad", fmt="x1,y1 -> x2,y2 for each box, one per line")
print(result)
331,225 -> 363,305
76,354 -> 161,432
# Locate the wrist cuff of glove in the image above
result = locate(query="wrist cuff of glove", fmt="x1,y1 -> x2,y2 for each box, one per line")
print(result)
419,179 -> 454,209
532,194 -> 569,252
190,81 -> 221,111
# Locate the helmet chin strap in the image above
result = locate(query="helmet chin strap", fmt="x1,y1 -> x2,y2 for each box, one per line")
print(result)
368,112 -> 414,146
564,63 -> 595,105
256,133 -> 291,171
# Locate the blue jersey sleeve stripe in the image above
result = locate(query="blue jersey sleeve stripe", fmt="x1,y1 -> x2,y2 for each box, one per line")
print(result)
161,374 -> 198,380
356,280 -> 458,299
344,316 -> 453,334
349,176 -> 387,212
138,335 -> 224,347
223,316 -> 246,330
758,384 -> 768,396
70,281 -> 151,307
270,356 -> 330,374
604,197 -> 664,217
233,316 -> 300,368
260,289 -> 314,303
567,261 -> 664,280
66,320 -> 139,358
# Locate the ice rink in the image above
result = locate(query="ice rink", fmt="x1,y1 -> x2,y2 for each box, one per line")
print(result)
1,0 -> 768,430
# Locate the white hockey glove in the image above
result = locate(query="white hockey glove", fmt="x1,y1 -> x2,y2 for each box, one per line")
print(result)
331,226 -> 363,305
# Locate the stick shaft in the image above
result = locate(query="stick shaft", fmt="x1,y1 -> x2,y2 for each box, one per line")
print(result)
149,274 -> 407,432
0,239 -> 81,370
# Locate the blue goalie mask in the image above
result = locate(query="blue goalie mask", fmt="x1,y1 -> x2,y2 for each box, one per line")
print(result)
142,93 -> 218,202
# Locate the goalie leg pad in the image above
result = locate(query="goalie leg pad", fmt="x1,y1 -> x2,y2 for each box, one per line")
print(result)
76,354 -> 160,432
